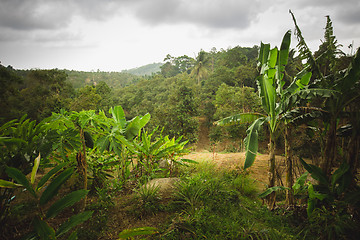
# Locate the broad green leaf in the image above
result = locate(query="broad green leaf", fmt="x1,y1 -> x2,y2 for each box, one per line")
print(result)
258,42 -> 270,73
56,211 -> 93,237
37,162 -> 68,191
39,168 -> 74,205
33,217 -> 56,240
110,105 -> 126,128
268,48 -> 278,69
118,227 -> 158,239
125,113 -> 151,140
46,190 -> 89,219
0,179 -> 22,188
6,167 -> 36,197
278,30 -> 291,73
244,118 -> 264,169
31,154 -> 41,184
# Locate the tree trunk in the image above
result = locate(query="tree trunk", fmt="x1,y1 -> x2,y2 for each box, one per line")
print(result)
321,119 -> 337,178
285,125 -> 294,206
75,129 -> 87,212
266,134 -> 276,210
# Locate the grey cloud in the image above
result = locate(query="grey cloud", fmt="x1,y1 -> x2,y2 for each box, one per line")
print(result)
133,0 -> 263,29
0,0 -> 133,31
0,0 -> 265,32
0,0 -> 74,30
335,3 -> 360,25
289,0 -> 360,25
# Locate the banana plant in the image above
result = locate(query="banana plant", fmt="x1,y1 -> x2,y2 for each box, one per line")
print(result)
45,109 -> 98,211
96,105 -> 151,181
0,155 -> 93,239
290,11 -> 360,179
216,30 -> 317,208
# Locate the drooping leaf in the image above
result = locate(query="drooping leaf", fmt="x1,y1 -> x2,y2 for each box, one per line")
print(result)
46,190 -> 89,219
244,118 -> 264,169
6,167 -> 36,197
30,154 -> 41,185
118,227 -> 158,239
56,211 -> 93,237
39,168 -> 74,205
0,179 -> 22,188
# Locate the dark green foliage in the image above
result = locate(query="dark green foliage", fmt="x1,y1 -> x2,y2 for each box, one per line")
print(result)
0,65 -> 23,122
65,70 -> 140,89
84,131 -> 94,149
1,162 -> 92,239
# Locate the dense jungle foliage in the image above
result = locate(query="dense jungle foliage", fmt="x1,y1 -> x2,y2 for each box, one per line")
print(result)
1,14 -> 360,239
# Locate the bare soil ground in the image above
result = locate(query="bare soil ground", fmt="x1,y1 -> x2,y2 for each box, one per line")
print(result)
183,151 -> 290,191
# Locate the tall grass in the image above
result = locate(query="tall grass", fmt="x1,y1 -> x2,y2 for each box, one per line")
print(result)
162,162 -> 297,239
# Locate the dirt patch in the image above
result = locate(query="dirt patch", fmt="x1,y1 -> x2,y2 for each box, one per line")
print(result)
183,151 -> 290,190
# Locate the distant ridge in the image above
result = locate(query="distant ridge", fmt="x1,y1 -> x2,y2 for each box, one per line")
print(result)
122,62 -> 162,76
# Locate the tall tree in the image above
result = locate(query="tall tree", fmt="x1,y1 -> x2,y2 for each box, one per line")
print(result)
191,50 -> 209,85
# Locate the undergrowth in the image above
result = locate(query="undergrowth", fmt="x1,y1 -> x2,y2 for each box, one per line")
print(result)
158,161 -> 297,239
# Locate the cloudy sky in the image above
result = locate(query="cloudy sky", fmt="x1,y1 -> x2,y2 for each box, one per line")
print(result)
1,0 -> 359,71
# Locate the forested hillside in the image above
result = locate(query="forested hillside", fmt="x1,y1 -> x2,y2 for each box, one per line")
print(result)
122,62 -> 162,76
0,45 -> 261,147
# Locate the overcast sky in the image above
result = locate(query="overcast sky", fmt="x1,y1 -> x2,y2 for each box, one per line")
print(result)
1,0 -> 359,71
